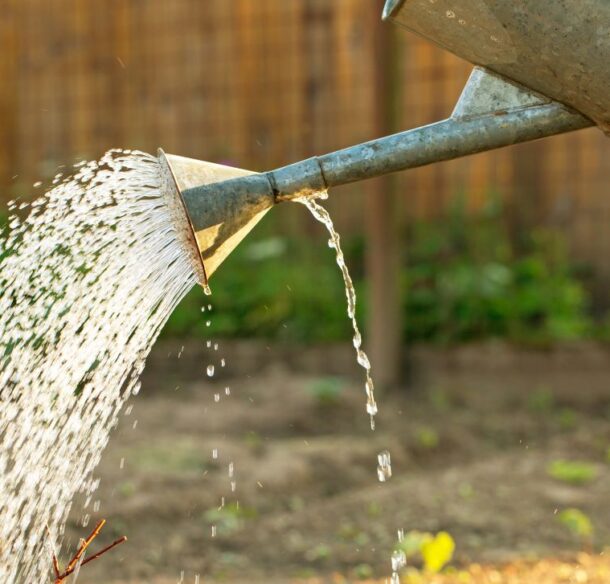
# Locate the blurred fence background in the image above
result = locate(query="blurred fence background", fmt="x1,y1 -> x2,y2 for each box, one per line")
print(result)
1,0 -> 610,378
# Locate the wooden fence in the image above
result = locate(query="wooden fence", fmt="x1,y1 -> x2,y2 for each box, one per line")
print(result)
1,0 -> 609,287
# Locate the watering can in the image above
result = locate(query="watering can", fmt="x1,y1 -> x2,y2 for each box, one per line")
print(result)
159,0 -> 609,287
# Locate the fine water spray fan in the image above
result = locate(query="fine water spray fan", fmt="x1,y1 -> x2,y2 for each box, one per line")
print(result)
159,0 -> 610,289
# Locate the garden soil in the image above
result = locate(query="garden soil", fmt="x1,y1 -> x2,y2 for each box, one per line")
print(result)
62,341 -> 610,583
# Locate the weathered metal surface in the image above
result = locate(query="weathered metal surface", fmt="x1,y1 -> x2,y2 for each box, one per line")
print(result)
383,0 -> 610,132
158,150 -> 274,284
452,67 -> 549,119
273,98 -> 590,200
178,97 -> 590,207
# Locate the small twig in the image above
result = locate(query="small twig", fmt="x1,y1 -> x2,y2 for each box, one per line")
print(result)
65,519 -> 106,573
80,536 -> 127,568
49,518 -> 127,583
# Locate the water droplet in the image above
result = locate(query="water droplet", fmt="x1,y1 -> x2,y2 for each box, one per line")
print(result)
211,525 -> 216,537
207,364 -> 215,377
446,10 -> 455,18
221,358 -> 226,367
377,450 -> 392,482
203,284 -> 212,296
212,448 -> 218,459
214,393 -> 220,402
391,549 -> 406,571
225,386 -> 231,396
205,320 -> 211,327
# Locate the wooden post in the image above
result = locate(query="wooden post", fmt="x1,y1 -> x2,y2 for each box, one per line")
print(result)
365,2 -> 403,390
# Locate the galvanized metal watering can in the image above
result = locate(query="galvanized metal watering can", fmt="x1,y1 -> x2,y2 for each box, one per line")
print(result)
159,0 -> 609,287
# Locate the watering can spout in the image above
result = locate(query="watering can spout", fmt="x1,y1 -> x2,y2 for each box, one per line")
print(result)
160,0 -> 609,284
158,149 -> 274,287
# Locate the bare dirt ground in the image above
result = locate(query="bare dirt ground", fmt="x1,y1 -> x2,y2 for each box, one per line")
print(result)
62,341 -> 610,583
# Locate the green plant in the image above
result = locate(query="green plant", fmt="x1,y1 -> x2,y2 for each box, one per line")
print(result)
527,387 -> 555,413
160,193 -> 594,347
415,426 -> 439,449
353,563 -> 373,579
307,376 -> 344,406
402,197 -> 591,345
557,408 -> 577,430
305,543 -> 331,563
547,460 -> 598,485
557,508 -> 593,540
203,503 -> 257,536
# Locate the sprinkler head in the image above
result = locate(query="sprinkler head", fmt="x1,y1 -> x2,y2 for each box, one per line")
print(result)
158,149 -> 274,287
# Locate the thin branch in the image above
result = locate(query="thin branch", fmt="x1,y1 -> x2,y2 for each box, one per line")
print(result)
49,518 -> 126,583
81,536 -> 127,568
64,519 -> 106,573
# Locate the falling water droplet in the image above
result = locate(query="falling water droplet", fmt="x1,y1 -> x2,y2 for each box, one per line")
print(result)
391,549 -> 407,571
212,448 -> 218,459
214,393 -> 220,402
377,450 -> 392,482
207,365 -> 215,377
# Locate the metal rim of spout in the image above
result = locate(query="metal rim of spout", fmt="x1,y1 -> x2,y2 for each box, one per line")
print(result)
157,148 -> 209,286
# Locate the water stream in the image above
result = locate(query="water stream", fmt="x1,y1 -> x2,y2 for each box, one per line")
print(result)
298,196 -> 378,429
0,150 -> 201,581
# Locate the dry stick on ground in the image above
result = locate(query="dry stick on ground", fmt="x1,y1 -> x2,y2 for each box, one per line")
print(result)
51,518 -> 127,583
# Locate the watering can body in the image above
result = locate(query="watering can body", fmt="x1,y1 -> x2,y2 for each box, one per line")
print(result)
161,0 -> 609,286
384,0 -> 610,132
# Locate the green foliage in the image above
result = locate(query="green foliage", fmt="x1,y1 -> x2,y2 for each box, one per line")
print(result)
163,227 -> 359,343
307,376 -> 344,406
415,426 -> 439,449
305,543 -> 331,563
162,194 -> 593,346
527,387 -> 555,413
557,508 -> 594,539
557,408 -> 577,430
353,564 -> 373,580
402,196 -> 590,344
547,459 -> 598,485
203,503 -> 257,536
396,530 -> 455,574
